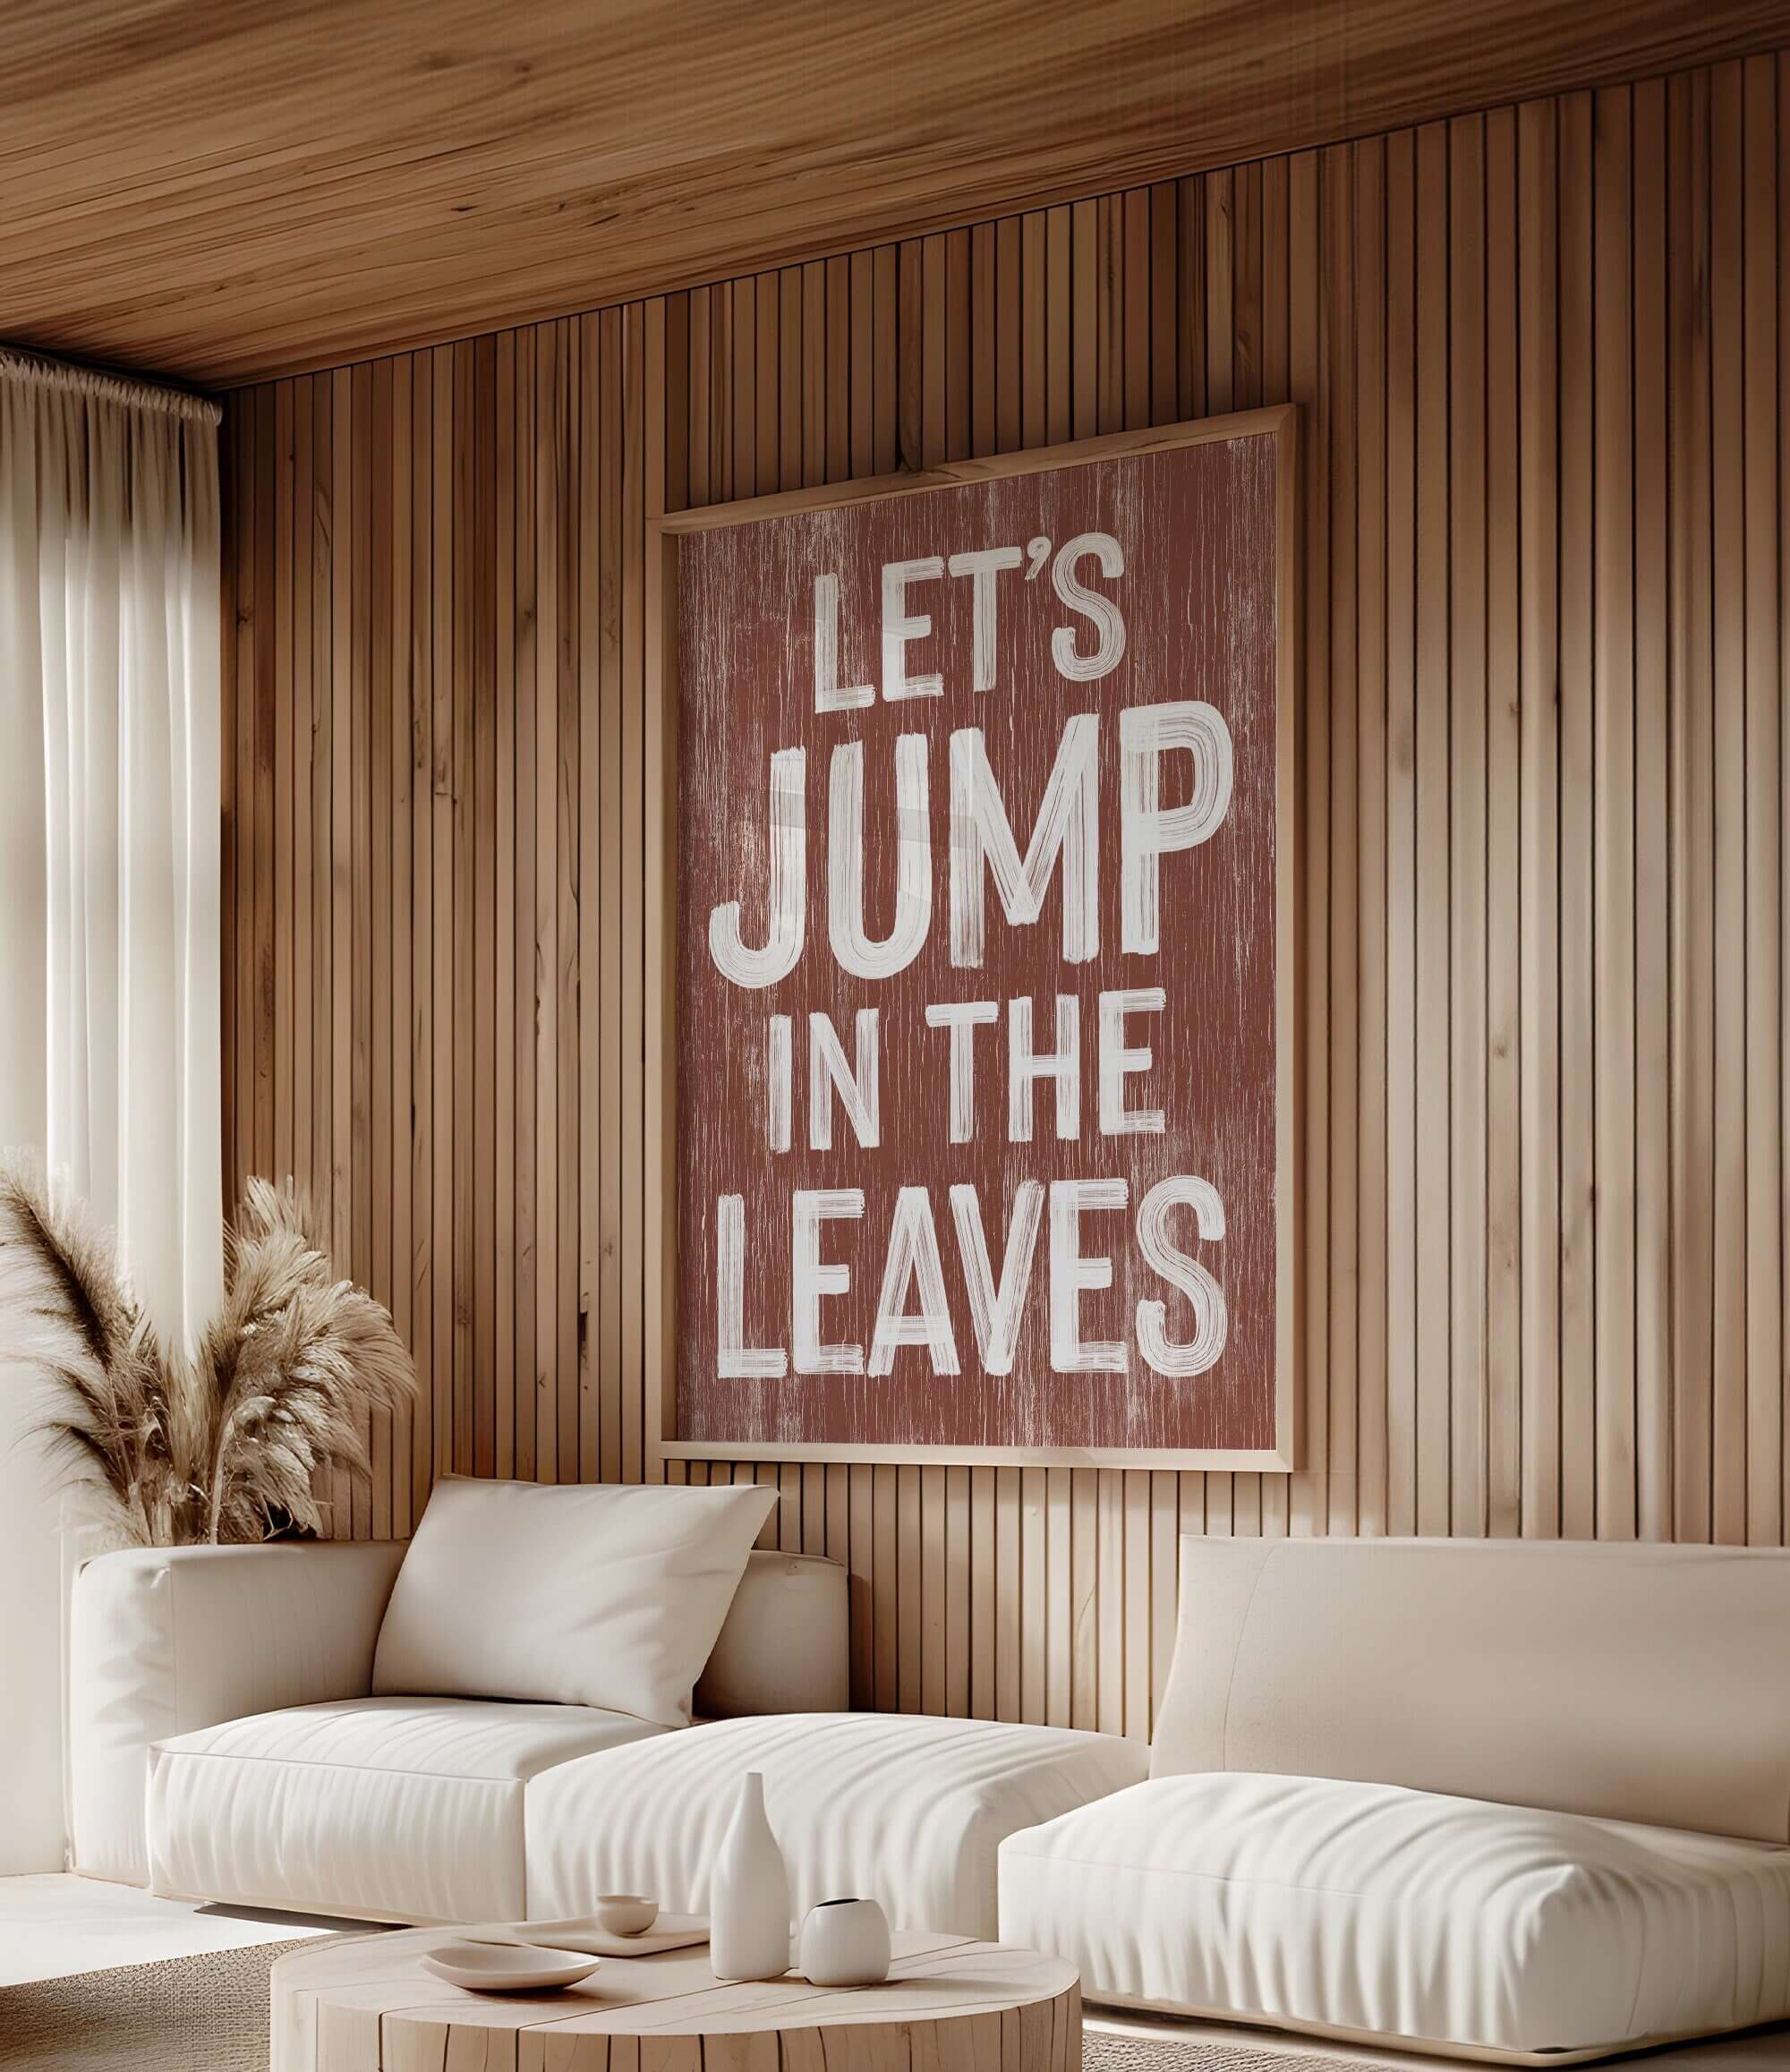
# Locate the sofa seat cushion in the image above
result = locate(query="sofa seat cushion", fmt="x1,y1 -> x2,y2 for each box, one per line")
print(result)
999,1771 -> 1790,2066
148,1695 -> 663,1924
526,1711 -> 1148,1939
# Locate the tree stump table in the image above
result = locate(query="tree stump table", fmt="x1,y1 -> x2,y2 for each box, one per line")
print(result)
272,1927 -> 1081,2070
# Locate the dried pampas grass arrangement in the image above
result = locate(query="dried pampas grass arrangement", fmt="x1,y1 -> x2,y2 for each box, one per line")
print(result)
0,1157 -> 415,1545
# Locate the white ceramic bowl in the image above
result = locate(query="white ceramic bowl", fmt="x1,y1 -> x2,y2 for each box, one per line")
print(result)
594,1893 -> 660,1937
423,1939 -> 601,1993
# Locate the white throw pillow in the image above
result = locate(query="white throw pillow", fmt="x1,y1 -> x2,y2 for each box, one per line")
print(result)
371,1477 -> 778,1727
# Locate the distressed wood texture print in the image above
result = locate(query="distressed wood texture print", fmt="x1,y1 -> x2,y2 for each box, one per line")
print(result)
666,415 -> 1296,1464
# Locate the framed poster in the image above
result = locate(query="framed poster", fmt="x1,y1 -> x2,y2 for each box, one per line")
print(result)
646,409 -> 1296,1469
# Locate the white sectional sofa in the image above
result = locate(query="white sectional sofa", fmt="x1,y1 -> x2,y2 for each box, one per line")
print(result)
1000,1536 -> 1790,2066
72,1495 -> 1790,2066
68,1505 -> 1145,1936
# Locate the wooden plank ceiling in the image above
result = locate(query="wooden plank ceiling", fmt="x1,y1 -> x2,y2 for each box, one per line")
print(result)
5,0 -> 1785,387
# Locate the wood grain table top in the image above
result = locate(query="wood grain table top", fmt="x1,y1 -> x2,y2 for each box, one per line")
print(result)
273,1926 -> 1082,2069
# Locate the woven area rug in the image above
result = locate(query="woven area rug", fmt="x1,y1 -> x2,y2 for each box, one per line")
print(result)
1084,2028 -> 1383,2071
0,1937 -> 318,2069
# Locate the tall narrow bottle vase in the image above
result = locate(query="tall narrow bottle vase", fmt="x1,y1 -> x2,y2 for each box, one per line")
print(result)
710,1770 -> 791,1981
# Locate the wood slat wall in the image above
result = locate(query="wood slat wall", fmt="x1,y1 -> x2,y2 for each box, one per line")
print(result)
221,55 -> 1790,1738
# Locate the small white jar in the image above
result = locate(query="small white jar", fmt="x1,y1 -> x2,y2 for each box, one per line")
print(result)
798,1897 -> 891,1987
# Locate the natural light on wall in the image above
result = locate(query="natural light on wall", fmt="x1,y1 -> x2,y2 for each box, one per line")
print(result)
0,350 -> 225,1872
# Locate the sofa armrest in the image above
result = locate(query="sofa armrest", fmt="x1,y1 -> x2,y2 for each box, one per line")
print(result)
69,1539 -> 406,1885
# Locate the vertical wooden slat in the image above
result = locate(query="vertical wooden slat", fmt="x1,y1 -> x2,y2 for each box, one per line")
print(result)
1045,207 -> 1072,446
1284,149 -> 1325,1541
1411,123 -> 1451,1537
1632,79 -> 1672,1541
555,319 -> 582,1488
1354,134 -> 1390,1538
291,379 -> 313,1220
873,244 -> 899,476
428,346 -> 453,1492
407,352 -> 432,1527
946,230 -> 973,463
511,335 -> 538,1486
971,223 -> 997,460
1291,145 -> 1328,1539
1070,1468 -> 1096,1729
1519,98 -> 1563,1539
920,1465 -> 947,1715
449,343 -> 475,1483
995,219 -> 1022,454
577,313 -> 601,1484
1709,61 -> 1748,1544
1668,69 -> 1715,1544
330,365 -> 354,1526
389,354 -> 415,1528
1149,183 -> 1178,426
1071,199 -> 1098,440
598,308 -> 625,1485
1778,53 -> 1790,1546
1096,192 -> 1123,435
995,1466 -> 1020,1720
350,362 -> 375,1529
1592,87 -> 1638,1541
533,322 -> 560,1480
473,337 -> 499,1488
641,294 -> 668,1494
1020,212 -> 1046,449
252,384 -> 277,1196
1122,188 -> 1150,430
311,378 -> 335,1261
1741,55 -> 1783,1547
1261,150 -> 1293,1545
272,379 -> 294,1190
897,1464 -> 921,1711
368,355 -> 394,1531
1485,108 -> 1523,1540
1449,115 -> 1488,1539
621,299 -> 648,1486
492,337 -> 515,1485
802,264 -> 827,489
1557,92 -> 1598,1540
219,393 -> 241,1215
1384,127 -> 1419,1539
1325,142 -> 1360,1539
826,257 -> 851,484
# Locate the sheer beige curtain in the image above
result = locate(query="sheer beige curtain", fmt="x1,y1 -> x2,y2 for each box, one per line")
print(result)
0,350 -> 225,1871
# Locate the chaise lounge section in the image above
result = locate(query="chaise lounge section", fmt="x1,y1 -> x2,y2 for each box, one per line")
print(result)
1000,1536 -> 1790,2065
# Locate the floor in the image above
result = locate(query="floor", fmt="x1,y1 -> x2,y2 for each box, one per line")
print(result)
1085,2011 -> 1790,2068
0,1873 -> 347,1988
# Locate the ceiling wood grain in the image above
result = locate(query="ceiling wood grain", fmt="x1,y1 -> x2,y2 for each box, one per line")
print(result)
5,1 -> 1781,384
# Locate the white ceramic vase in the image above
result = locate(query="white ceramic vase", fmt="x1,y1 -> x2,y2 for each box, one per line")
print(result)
709,1770 -> 791,1981
799,1897 -> 891,1987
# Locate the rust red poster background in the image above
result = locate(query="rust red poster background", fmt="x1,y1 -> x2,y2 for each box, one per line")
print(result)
671,421 -> 1291,1459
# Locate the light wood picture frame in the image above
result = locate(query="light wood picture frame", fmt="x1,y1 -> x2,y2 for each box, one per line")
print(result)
647,407 -> 1299,1470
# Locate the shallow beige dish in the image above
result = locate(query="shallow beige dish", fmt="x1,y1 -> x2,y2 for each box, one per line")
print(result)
422,1939 -> 601,1993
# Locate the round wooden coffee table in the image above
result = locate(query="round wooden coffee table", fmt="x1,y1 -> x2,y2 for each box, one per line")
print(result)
272,1926 -> 1080,2070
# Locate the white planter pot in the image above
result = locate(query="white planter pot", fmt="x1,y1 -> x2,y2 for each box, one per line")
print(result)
709,1770 -> 791,1982
799,1897 -> 891,1987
